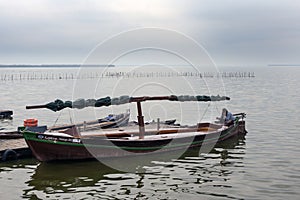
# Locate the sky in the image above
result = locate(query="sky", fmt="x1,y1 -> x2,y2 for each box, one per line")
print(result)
0,0 -> 299,66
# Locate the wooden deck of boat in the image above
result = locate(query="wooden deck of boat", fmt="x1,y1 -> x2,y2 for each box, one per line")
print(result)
79,123 -> 221,138
0,139 -> 28,151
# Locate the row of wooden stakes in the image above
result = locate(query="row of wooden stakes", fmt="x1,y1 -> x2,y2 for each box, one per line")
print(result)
0,71 -> 255,81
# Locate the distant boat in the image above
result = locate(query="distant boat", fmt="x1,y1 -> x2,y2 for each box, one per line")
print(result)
0,110 -> 13,119
22,95 -> 246,162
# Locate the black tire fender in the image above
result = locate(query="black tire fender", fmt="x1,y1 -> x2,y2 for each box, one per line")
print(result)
1,149 -> 18,161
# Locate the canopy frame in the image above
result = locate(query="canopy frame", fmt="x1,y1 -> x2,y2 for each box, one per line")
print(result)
26,95 -> 230,139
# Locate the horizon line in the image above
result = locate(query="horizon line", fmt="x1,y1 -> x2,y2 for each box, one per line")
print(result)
268,64 -> 300,66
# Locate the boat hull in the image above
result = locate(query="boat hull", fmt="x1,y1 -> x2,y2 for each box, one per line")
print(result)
23,121 -> 246,162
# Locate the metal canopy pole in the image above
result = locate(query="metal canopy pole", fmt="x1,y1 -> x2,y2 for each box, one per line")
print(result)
136,101 -> 145,139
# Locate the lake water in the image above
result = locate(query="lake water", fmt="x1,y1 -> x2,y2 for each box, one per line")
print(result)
0,66 -> 299,199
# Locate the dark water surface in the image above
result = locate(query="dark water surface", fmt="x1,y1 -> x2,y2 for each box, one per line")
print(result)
0,66 -> 299,199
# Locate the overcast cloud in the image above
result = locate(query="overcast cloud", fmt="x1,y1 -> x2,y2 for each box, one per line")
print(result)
0,0 -> 299,66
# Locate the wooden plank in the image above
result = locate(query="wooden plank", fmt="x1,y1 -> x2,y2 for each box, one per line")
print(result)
0,139 -> 28,151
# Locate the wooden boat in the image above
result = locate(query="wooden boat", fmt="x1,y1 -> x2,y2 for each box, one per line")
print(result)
0,130 -> 23,139
48,111 -> 130,131
0,112 -> 130,140
22,95 -> 246,162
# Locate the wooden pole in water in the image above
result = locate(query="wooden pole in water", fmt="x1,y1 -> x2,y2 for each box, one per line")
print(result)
136,101 -> 145,139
